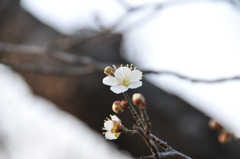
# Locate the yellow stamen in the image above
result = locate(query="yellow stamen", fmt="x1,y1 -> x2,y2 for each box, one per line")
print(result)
112,65 -> 117,70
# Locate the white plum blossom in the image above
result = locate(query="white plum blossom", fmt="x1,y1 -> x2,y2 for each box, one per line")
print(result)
103,115 -> 122,140
103,65 -> 143,94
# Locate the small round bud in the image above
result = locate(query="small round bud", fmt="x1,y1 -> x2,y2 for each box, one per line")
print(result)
120,100 -> 128,107
112,101 -> 125,114
104,66 -> 114,76
132,93 -> 146,107
209,119 -> 223,130
218,131 -> 231,143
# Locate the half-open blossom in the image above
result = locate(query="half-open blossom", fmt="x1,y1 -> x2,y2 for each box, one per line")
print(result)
103,115 -> 123,140
103,65 -> 143,94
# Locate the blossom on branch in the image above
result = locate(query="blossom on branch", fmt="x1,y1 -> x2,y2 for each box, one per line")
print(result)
103,65 -> 143,94
103,115 -> 123,140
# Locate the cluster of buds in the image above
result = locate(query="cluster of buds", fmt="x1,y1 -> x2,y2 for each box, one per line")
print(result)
112,100 -> 128,114
208,119 -> 232,143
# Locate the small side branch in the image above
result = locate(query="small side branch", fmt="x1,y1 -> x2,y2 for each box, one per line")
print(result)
121,127 -> 138,135
150,134 -> 191,159
158,151 -> 192,159
150,134 -> 173,151
123,92 -> 145,129
139,107 -> 151,134
134,125 -> 160,158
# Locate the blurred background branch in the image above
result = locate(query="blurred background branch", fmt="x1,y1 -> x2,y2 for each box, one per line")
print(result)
1,41 -> 240,83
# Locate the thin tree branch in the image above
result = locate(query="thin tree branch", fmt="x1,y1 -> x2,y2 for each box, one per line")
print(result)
0,41 -> 109,69
0,59 -> 95,76
134,125 -> 161,158
1,41 -> 240,83
139,107 -> 151,134
143,70 -> 240,83
158,151 -> 192,159
123,92 -> 145,129
150,134 -> 191,159
0,41 -> 46,56
150,134 -> 173,152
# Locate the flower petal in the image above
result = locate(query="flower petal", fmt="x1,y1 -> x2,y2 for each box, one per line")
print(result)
103,76 -> 118,86
129,70 -> 142,82
128,81 -> 142,89
114,67 -> 131,79
111,115 -> 120,121
105,132 -> 117,140
110,85 -> 128,94
104,120 -> 113,131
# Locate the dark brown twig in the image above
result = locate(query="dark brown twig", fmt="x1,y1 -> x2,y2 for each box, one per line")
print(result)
134,125 -> 160,158
150,134 -> 173,152
139,107 -> 151,134
150,134 -> 191,159
121,127 -> 139,135
123,92 -> 145,129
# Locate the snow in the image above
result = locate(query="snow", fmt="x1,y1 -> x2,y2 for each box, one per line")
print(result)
0,65 -> 131,159
21,0 -> 125,34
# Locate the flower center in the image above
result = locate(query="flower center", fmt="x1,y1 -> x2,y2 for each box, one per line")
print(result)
111,121 -> 121,133
120,78 -> 130,87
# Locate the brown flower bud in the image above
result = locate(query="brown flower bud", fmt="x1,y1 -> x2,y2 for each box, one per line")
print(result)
112,101 -> 126,114
132,93 -> 146,107
104,66 -> 114,76
209,119 -> 223,130
120,100 -> 128,107
218,131 -> 231,143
